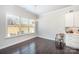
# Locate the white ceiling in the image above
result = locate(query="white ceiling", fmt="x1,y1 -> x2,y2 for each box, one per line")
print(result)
20,5 -> 70,15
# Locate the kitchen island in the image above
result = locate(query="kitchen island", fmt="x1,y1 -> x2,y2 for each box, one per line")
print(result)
65,33 -> 79,49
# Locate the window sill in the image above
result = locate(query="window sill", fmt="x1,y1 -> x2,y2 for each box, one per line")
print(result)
5,33 -> 35,39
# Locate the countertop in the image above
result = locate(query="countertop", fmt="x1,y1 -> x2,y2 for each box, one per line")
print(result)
65,33 -> 79,36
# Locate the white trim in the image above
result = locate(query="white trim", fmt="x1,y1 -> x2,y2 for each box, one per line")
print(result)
37,35 -> 55,40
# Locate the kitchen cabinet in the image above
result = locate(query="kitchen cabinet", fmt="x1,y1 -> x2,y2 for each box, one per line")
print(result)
65,12 -> 74,27
65,34 -> 79,49
65,11 -> 79,27
74,12 -> 79,27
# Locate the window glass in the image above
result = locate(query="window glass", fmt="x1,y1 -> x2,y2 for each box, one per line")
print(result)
29,19 -> 35,33
20,17 -> 29,34
7,14 -> 20,37
6,14 -> 35,38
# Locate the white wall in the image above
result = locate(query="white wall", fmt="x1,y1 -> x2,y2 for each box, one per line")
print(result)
0,5 -> 37,41
38,12 -> 65,40
37,6 -> 79,40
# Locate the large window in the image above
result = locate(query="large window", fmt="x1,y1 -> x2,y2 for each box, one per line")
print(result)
6,14 -> 35,37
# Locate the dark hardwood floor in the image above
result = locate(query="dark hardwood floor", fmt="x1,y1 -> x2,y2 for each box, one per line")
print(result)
34,37 -> 79,54
0,37 -> 79,54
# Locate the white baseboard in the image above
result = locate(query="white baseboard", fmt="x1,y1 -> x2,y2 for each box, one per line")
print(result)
37,35 -> 55,40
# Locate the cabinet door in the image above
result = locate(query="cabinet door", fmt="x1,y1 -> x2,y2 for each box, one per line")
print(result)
74,12 -> 79,27
65,13 -> 74,27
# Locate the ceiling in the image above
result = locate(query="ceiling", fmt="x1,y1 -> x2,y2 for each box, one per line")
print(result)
20,5 -> 70,16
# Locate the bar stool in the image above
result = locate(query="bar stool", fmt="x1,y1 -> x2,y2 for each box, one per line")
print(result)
55,33 -> 65,49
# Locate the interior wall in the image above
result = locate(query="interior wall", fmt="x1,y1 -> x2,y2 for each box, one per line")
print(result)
38,12 -> 65,40
37,6 -> 79,40
0,5 -> 37,41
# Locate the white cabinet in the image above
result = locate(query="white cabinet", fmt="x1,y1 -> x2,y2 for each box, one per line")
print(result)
65,34 -> 79,49
65,13 -> 74,27
65,11 -> 79,27
74,12 -> 79,27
